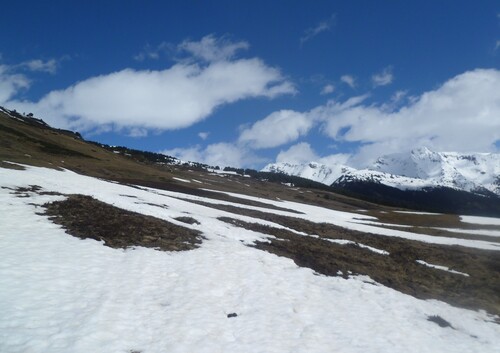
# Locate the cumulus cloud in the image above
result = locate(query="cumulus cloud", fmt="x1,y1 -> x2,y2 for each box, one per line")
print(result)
22,59 -> 58,74
372,66 -> 393,87
317,69 -> 500,166
276,142 -> 318,164
321,84 -> 335,95
258,69 -> 500,168
6,36 -> 295,134
340,75 -> 356,88
300,14 -> 336,45
0,65 -> 30,103
0,57 -> 61,104
276,142 -> 351,167
238,110 -> 313,149
162,142 -> 262,168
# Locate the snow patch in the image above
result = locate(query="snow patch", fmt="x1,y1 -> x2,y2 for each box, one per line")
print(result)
172,177 -> 191,183
460,215 -> 500,226
416,260 -> 470,277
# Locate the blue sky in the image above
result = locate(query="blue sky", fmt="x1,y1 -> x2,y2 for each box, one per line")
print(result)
1,1 -> 499,168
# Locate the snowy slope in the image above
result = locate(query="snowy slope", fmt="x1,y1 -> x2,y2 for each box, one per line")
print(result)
1,164 -> 500,353
263,147 -> 500,196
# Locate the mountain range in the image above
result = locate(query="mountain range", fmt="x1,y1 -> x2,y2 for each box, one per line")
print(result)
263,147 -> 500,216
263,147 -> 500,197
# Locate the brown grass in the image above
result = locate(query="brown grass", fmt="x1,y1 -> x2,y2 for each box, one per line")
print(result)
43,194 -> 202,251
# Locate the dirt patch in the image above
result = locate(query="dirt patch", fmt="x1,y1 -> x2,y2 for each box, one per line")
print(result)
43,194 -> 202,251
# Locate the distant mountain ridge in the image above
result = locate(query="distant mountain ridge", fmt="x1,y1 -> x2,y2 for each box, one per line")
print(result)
263,147 -> 500,197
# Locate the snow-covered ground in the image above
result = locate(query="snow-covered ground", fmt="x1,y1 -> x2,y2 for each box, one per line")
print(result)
1,164 -> 500,353
460,215 -> 500,226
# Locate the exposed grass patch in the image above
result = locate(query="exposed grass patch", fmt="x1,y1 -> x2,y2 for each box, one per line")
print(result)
39,141 -> 94,158
43,194 -> 202,251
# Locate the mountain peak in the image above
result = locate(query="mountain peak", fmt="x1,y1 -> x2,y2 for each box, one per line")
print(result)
264,148 -> 500,197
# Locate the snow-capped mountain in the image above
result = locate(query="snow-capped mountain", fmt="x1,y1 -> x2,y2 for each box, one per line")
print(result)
263,147 -> 500,197
263,161 -> 352,186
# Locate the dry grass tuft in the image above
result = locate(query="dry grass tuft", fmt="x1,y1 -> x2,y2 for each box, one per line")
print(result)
43,194 -> 202,251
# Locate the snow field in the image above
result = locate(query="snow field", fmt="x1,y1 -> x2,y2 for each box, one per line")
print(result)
1,165 -> 500,352
460,215 -> 500,226
201,188 -> 500,251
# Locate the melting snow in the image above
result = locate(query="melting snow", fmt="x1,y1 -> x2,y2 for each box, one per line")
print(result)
199,189 -> 500,251
324,238 -> 389,255
460,215 -> 500,226
172,177 -> 191,183
394,211 -> 442,215
0,164 -> 499,353
416,260 -> 470,277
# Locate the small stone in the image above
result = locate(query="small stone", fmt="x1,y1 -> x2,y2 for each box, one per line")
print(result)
227,313 -> 238,318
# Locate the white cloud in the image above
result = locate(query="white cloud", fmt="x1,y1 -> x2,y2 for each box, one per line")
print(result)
198,131 -> 210,140
7,36 -> 296,133
134,35 -> 248,63
321,84 -> 335,95
340,75 -> 356,88
161,146 -> 204,164
23,59 -> 58,74
317,69 -> 500,166
300,14 -> 336,45
276,142 -> 318,164
0,65 -> 30,104
276,142 -> 351,167
162,142 -> 261,168
495,40 -> 500,51
179,35 -> 249,62
372,66 -> 393,87
127,127 -> 148,138
238,110 -> 313,149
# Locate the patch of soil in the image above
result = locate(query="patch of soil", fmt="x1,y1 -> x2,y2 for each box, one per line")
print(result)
43,194 -> 202,251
